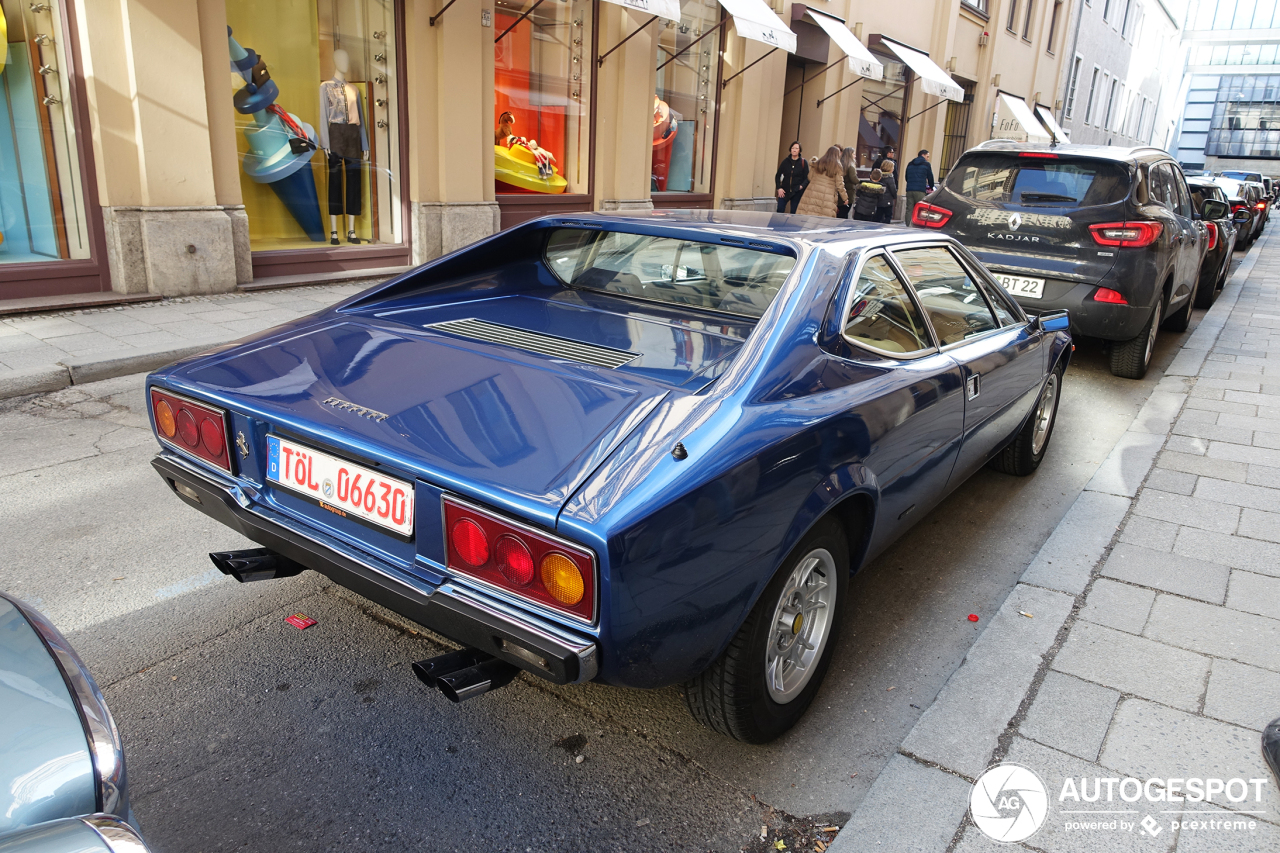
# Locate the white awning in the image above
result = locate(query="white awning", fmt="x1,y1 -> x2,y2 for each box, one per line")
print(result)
881,39 -> 963,102
716,0 -> 797,53
601,0 -> 682,23
1036,105 -> 1069,142
995,93 -> 1052,141
805,9 -> 883,81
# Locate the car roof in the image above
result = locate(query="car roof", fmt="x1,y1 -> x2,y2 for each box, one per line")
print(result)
557,209 -> 952,249
968,139 -> 1171,163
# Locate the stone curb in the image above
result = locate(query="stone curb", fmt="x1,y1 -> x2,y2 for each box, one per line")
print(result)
828,234 -> 1266,853
0,340 -> 239,401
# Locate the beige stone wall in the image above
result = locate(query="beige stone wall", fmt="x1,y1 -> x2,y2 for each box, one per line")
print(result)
64,0 -> 1065,297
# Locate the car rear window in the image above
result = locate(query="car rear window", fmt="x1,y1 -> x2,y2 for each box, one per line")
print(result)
544,229 -> 797,318
945,154 -> 1130,207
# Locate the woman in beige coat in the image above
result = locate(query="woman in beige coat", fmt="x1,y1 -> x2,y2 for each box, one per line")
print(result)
794,146 -> 848,218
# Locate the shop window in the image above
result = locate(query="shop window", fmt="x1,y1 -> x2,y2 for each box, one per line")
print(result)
225,0 -> 402,252
652,2 -> 721,195
0,1 -> 90,265
494,0 -> 592,197
857,50 -> 906,170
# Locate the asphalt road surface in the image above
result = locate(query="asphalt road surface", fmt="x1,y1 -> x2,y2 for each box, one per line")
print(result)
0,289 -> 1226,853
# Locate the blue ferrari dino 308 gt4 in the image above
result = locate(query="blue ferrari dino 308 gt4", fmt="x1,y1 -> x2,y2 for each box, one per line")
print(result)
147,210 -> 1070,742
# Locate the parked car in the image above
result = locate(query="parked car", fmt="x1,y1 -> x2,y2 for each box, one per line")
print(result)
1244,179 -> 1272,224
1214,177 -> 1265,247
145,212 -> 1071,743
0,592 -> 151,852
1186,178 -> 1238,308
912,140 -> 1206,379
1220,169 -> 1265,183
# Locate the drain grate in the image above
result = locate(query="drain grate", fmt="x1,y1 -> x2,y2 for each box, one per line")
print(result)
427,318 -> 640,369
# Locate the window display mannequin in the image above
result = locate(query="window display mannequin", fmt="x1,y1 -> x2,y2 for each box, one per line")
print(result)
319,48 -> 368,245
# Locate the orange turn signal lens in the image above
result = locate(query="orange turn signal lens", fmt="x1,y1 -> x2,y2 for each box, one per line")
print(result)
155,400 -> 176,438
540,553 -> 584,606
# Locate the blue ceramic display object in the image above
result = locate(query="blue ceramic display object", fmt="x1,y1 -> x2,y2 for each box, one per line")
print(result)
228,28 -> 324,242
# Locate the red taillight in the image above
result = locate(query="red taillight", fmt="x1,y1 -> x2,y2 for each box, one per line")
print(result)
912,202 -> 952,228
1019,152 -> 1059,158
150,388 -> 233,473
444,498 -> 596,623
494,534 -> 535,586
1257,201 -> 1267,209
1093,287 -> 1129,304
1232,203 -> 1247,215
1089,221 -> 1163,248
451,518 -> 490,566
1206,221 -> 1218,250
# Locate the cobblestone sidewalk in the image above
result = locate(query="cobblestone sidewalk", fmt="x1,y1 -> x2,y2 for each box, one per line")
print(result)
835,235 -> 1280,853
0,282 -> 370,399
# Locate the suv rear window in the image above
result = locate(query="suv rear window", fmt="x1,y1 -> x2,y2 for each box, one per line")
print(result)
945,154 -> 1130,207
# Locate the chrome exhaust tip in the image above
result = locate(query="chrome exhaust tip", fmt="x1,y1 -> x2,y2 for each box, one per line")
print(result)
412,649 -> 520,702
209,548 -> 305,582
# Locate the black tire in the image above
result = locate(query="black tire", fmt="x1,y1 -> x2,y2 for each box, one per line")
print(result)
990,365 -> 1063,476
1109,298 -> 1162,380
1164,280 -> 1196,333
684,519 -> 849,743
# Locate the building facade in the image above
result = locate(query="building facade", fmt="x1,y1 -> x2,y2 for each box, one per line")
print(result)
1055,0 -> 1186,148
0,0 -> 1066,306
1172,0 -> 1280,173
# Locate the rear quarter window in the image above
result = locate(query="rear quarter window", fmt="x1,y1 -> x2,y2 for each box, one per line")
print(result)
945,154 -> 1131,208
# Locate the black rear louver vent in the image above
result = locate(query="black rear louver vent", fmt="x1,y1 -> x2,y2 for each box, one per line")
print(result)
427,318 -> 640,369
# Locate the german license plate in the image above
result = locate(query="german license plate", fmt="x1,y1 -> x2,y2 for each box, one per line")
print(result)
997,274 -> 1045,299
266,435 -> 414,536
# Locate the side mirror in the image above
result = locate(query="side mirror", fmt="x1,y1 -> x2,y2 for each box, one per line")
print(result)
1201,199 -> 1229,220
1234,208 -> 1252,223
1036,309 -> 1070,333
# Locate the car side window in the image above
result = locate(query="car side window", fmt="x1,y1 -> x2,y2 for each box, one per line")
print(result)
842,254 -> 933,355
892,246 -> 1000,346
1150,165 -> 1174,211
1171,168 -> 1193,218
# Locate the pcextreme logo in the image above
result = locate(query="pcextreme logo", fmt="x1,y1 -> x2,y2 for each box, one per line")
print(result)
970,763 -> 1050,843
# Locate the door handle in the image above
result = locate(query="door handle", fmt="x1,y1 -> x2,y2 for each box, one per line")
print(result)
966,374 -> 980,400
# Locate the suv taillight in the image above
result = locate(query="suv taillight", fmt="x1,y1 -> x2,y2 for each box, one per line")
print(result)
912,202 -> 952,228
1089,221 -> 1163,248
150,388 -> 233,473
444,498 -> 597,623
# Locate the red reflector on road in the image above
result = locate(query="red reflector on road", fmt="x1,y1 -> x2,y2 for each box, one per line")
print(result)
285,613 -> 317,630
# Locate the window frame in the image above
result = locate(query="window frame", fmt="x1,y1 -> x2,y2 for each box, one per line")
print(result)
886,243 -> 1022,352
1065,55 -> 1083,118
961,0 -> 990,15
1047,0 -> 1062,53
1007,0 -> 1021,32
837,248 -> 939,360
1084,66 -> 1101,124
1022,0 -> 1036,39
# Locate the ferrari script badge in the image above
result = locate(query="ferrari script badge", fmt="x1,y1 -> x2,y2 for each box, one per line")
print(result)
322,396 -> 390,423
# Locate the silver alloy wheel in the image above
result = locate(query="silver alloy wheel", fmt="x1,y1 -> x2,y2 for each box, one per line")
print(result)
765,547 -> 836,704
1031,373 -> 1059,456
1144,301 -> 1161,366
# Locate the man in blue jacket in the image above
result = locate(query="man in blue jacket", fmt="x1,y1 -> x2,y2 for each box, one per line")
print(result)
904,150 -> 936,218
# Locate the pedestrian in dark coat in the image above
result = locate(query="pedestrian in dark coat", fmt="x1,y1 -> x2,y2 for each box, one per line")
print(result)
904,150 -> 936,214
775,142 -> 809,213
871,147 -> 896,174
837,147 -> 857,220
876,158 -> 898,223
854,169 -> 886,221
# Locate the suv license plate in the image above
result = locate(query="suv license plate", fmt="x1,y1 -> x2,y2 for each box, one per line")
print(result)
267,435 -> 414,536
997,274 -> 1045,299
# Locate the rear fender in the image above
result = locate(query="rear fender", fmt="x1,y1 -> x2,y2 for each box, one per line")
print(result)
777,466 -> 879,577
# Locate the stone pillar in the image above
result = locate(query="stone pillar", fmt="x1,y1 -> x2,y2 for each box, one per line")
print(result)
715,38 -> 789,210
594,6 -> 656,213
406,0 -> 501,265
74,0 -> 241,295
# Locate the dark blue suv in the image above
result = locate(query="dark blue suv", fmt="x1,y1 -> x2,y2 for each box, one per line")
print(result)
912,141 -> 1207,379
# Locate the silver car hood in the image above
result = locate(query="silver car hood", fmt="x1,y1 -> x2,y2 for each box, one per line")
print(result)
0,598 -> 95,832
